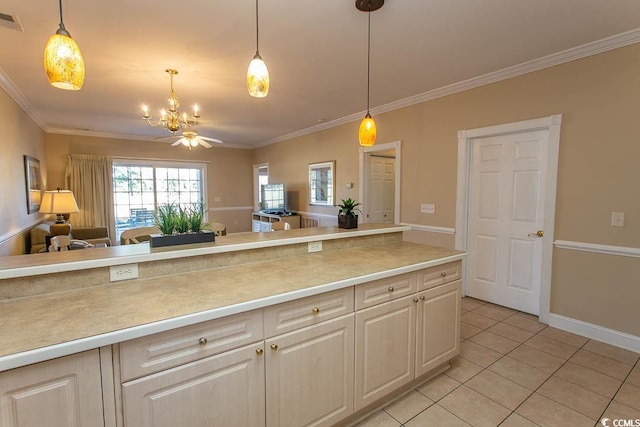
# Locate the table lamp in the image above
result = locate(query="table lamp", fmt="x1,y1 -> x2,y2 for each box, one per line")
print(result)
39,188 -> 79,235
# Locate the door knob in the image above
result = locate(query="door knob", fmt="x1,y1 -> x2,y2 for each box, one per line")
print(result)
528,230 -> 544,237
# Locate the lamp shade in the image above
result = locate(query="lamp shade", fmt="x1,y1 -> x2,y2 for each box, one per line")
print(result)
39,189 -> 79,215
247,53 -> 269,97
43,32 -> 85,90
358,114 -> 377,146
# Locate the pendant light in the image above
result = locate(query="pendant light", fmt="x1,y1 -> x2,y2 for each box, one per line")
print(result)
247,0 -> 269,97
43,0 -> 85,90
357,0 -> 383,146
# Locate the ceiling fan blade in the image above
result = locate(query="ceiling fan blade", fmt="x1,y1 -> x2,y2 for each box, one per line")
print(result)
198,135 -> 223,144
155,135 -> 180,141
198,138 -> 212,148
171,139 -> 185,146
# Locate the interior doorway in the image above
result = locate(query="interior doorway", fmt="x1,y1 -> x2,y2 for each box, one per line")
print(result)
455,115 -> 562,321
359,141 -> 401,224
253,163 -> 269,212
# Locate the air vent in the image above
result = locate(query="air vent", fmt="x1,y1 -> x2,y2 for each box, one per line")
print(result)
0,12 -> 23,32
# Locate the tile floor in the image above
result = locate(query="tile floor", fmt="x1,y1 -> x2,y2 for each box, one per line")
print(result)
356,297 -> 640,427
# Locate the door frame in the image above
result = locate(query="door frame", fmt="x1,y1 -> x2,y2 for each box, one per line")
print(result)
253,162 -> 269,212
455,115 -> 562,323
359,140 -> 402,224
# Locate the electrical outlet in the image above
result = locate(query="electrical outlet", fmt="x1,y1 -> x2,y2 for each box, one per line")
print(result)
421,203 -> 435,214
308,241 -> 323,253
611,212 -> 625,227
109,264 -> 139,282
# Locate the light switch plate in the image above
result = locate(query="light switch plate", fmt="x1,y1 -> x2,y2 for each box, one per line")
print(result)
611,212 -> 625,227
308,241 -> 323,253
109,264 -> 139,282
421,203 -> 435,214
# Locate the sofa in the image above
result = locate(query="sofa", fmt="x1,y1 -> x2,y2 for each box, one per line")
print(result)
30,221 -> 111,253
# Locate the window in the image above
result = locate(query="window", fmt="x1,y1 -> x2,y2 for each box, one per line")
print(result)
113,160 -> 206,242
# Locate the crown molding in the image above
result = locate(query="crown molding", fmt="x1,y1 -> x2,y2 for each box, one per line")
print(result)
0,65 -> 47,130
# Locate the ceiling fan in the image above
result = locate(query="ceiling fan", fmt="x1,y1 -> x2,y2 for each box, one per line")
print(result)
159,131 -> 223,149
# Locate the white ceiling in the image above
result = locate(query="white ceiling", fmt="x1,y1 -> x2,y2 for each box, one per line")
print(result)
1,0 -> 640,148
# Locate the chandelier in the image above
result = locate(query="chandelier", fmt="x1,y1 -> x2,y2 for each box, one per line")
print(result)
142,69 -> 200,134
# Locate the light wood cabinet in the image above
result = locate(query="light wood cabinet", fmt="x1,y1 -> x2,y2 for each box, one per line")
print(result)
252,212 -> 300,232
122,343 -> 266,427
0,350 -> 104,427
416,280 -> 461,376
354,295 -> 416,410
265,314 -> 354,427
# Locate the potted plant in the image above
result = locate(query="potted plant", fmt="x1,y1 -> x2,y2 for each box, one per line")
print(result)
337,198 -> 360,229
150,202 -> 215,248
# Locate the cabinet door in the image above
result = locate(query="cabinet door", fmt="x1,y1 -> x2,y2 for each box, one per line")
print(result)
416,280 -> 461,377
122,343 -> 265,427
266,314 -> 354,427
354,295 -> 416,410
0,350 -> 104,427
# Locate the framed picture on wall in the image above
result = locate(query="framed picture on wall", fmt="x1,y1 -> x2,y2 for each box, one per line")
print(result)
24,155 -> 42,214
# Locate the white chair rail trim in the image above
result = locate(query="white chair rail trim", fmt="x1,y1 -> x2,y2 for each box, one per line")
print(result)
554,240 -> 640,258
401,223 -> 455,235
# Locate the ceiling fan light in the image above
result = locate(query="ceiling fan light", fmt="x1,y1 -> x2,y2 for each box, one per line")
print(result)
43,32 -> 85,90
247,53 -> 269,98
358,113 -> 377,147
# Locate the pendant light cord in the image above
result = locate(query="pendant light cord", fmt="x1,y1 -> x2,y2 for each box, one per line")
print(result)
366,4 -> 371,114
255,0 -> 260,54
58,0 -> 66,31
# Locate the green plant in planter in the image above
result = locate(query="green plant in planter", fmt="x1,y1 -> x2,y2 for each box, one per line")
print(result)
155,203 -> 178,235
156,202 -> 209,235
338,198 -> 361,229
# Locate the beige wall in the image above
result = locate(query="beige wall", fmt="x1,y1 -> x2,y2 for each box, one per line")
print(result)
44,134 -> 254,234
254,44 -> 640,336
0,88 -> 46,256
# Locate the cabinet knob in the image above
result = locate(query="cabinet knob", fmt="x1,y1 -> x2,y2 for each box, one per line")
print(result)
312,307 -> 320,315
256,348 -> 264,356
270,344 -> 279,351
420,295 -> 426,301
441,272 -> 447,277
413,298 -> 419,303
388,287 -> 395,292
198,337 -> 208,346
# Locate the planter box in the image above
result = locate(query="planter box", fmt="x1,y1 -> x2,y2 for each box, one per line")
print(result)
149,231 -> 215,248
338,214 -> 358,229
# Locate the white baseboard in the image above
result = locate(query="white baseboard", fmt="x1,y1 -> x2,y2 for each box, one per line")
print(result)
548,313 -> 640,353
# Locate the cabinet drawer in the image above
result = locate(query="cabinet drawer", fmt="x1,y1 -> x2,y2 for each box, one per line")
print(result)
355,272 -> 417,310
418,261 -> 461,291
264,288 -> 354,338
119,310 -> 263,381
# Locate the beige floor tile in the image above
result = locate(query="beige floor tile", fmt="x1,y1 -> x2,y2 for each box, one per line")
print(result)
538,326 -> 589,348
383,390 -> 433,424
570,349 -> 633,380
355,410 -> 402,427
488,356 -> 551,390
583,340 -> 640,365
554,362 -> 622,398
464,369 -> 532,410
614,382 -> 640,411
537,376 -> 610,420
469,330 -> 520,354
524,334 -> 579,360
602,401 -> 640,422
487,322 -> 534,343
439,386 -> 511,427
460,322 -> 483,340
516,393 -> 595,427
444,357 -> 483,383
417,373 -> 460,402
404,404 -> 470,427
627,365 -> 640,387
472,303 -> 517,321
508,344 -> 566,373
461,298 -> 484,312
499,413 -> 538,427
459,340 -> 503,367
461,312 -> 499,330
502,314 -> 547,333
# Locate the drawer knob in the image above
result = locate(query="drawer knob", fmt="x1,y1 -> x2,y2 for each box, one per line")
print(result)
413,298 -> 419,303
198,337 -> 208,346
388,287 -> 395,292
312,307 -> 320,315
441,272 -> 447,277
420,295 -> 426,301
256,348 -> 264,356
270,344 -> 279,351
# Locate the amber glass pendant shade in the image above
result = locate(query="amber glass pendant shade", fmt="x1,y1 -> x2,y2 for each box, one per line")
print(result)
247,52 -> 269,98
358,113 -> 377,147
44,32 -> 85,90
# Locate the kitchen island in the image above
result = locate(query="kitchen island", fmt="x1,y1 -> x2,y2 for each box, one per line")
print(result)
0,225 -> 465,427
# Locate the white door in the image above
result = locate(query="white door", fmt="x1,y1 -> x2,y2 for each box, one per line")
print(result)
466,130 -> 549,315
367,156 -> 395,223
